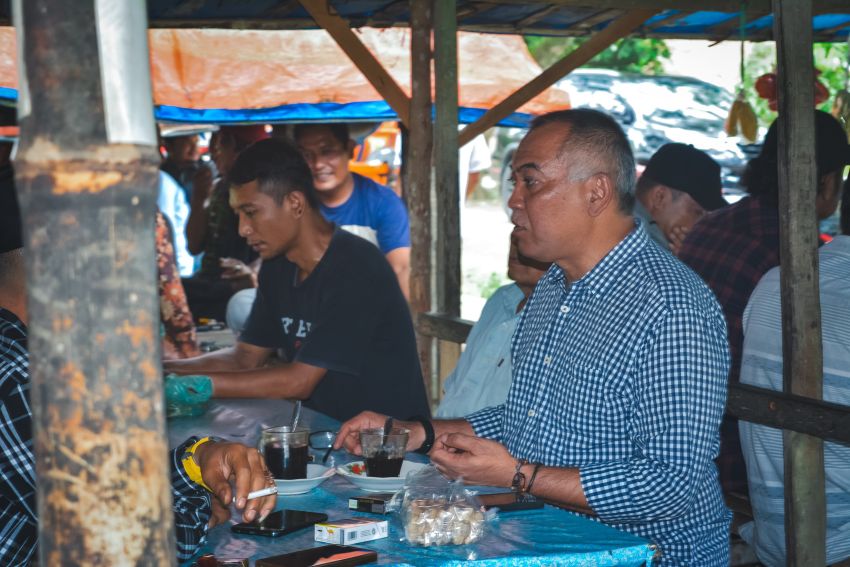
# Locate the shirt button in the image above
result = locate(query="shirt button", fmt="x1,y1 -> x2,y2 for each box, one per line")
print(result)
560,305 -> 570,314
543,355 -> 552,365
528,409 -> 536,417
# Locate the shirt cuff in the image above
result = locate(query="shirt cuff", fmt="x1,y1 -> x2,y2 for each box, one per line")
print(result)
579,461 -> 633,522
466,405 -> 505,441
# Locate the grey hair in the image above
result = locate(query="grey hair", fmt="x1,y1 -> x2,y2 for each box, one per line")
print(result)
529,109 -> 636,214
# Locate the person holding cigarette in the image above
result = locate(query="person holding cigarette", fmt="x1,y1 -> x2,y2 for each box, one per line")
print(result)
0,180 -> 277,565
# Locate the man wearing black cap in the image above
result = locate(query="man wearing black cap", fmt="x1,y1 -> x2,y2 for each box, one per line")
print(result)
678,110 -> 849,498
634,143 -> 726,255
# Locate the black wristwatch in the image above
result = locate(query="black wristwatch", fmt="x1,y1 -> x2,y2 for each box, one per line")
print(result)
407,415 -> 435,454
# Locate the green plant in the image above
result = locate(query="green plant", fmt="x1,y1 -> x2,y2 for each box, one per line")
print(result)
479,271 -> 507,300
524,36 -> 671,74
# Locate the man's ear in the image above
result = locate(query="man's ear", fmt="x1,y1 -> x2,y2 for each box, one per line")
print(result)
586,173 -> 615,218
285,191 -> 306,218
647,184 -> 669,213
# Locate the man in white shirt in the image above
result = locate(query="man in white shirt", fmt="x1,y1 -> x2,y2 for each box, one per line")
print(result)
739,176 -> 849,566
436,231 -> 549,418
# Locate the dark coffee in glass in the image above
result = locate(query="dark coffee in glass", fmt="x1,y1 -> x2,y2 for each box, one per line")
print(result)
260,426 -> 309,479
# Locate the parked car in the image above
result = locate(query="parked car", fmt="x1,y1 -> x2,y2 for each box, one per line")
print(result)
498,69 -> 759,212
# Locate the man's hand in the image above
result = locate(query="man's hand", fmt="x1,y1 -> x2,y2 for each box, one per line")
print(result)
429,433 -> 516,488
192,166 -> 214,207
192,441 -> 276,524
220,257 -> 258,288
667,225 -> 690,256
334,411 -> 424,455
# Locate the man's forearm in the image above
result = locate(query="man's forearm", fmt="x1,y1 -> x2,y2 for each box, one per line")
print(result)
524,465 -> 592,515
165,347 -> 247,374
210,364 -> 323,399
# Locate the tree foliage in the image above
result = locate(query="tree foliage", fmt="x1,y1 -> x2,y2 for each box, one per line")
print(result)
524,36 -> 671,74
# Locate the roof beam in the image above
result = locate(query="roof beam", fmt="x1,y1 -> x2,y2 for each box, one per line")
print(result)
297,0 -> 411,126
458,9 -> 658,146
514,5 -> 563,29
475,0 -> 848,16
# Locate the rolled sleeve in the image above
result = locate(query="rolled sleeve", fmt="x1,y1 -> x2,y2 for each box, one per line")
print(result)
580,307 -> 729,524
466,404 -> 505,441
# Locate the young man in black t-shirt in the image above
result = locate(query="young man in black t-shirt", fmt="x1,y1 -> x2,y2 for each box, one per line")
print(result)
165,138 -> 429,422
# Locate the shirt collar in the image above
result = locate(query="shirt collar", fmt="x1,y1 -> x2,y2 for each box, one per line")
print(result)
545,218 -> 647,297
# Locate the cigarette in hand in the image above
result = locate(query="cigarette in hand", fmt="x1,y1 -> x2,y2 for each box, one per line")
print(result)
233,486 -> 278,503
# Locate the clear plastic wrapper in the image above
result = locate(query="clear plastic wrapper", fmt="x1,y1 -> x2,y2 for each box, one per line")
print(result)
388,465 -> 491,546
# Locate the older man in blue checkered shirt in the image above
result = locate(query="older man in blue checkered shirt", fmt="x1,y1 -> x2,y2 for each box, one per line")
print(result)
337,109 -> 732,565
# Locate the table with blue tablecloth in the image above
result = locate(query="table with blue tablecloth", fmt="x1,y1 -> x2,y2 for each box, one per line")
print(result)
169,399 -> 656,566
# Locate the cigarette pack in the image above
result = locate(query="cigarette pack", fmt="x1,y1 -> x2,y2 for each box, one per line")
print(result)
348,493 -> 395,514
314,518 -> 388,545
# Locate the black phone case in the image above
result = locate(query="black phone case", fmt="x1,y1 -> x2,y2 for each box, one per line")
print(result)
256,545 -> 378,567
231,511 -> 328,538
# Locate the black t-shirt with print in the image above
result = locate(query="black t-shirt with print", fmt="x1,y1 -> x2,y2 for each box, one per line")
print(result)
240,229 -> 430,422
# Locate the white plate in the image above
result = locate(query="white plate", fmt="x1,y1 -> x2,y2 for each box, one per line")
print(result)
336,460 -> 426,492
273,464 -> 335,495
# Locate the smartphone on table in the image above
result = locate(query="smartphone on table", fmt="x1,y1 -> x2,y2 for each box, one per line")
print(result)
256,544 -> 378,567
477,492 -> 544,512
231,509 -> 328,537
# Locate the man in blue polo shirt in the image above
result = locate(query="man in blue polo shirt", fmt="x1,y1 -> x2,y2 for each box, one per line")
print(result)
294,123 -> 410,299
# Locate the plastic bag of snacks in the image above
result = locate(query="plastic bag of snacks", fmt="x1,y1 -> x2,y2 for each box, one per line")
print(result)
389,465 -> 491,546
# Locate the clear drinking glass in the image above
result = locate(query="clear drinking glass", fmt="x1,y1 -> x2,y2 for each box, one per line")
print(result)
259,426 -> 309,479
359,427 -> 409,477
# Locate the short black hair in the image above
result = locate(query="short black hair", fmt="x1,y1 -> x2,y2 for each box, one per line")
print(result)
293,123 -> 350,147
228,138 -> 320,208
841,176 -> 849,236
529,109 -> 635,214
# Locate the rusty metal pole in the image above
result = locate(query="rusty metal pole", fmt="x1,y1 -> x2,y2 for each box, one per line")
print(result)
13,1 -> 175,564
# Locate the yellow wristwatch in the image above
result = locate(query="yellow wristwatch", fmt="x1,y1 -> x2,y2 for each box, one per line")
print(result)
181,436 -> 217,492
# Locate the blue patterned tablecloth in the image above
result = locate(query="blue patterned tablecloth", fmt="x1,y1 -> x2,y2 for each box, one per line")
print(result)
169,400 -> 656,567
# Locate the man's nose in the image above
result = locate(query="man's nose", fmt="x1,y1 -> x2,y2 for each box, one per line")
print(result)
506,184 -> 523,212
238,216 -> 252,238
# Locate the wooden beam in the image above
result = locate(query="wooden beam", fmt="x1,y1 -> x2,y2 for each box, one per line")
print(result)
417,312 -> 475,343
773,1 -> 826,565
297,0 -> 411,127
647,10 -> 693,30
407,0 -> 435,404
477,0 -> 849,15
515,5 -> 563,29
569,8 -> 623,30
728,384 -> 850,445
434,0 -> 461,318
459,9 -> 657,146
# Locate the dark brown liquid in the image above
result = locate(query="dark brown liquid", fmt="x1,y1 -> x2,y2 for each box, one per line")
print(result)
365,452 -> 403,477
264,443 -> 308,479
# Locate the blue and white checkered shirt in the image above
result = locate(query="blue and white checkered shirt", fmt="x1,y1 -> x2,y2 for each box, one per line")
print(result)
468,221 -> 732,565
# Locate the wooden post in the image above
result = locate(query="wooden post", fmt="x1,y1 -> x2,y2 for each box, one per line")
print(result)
772,1 -> 826,564
298,0 -> 411,127
433,0 -> 462,395
407,0 -> 434,403
13,1 -> 175,564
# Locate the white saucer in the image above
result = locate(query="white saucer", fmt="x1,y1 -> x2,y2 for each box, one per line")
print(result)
273,463 -> 335,495
336,460 -> 426,492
